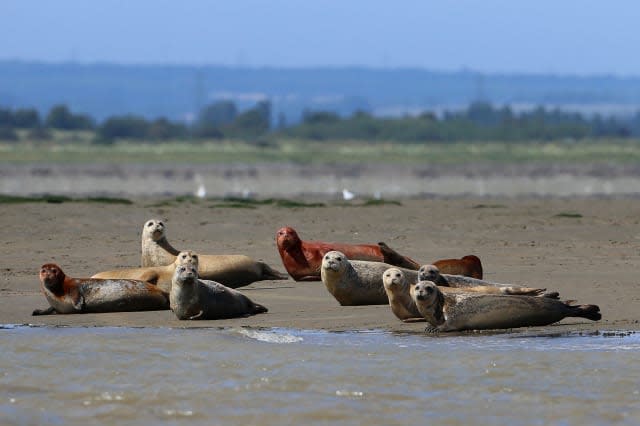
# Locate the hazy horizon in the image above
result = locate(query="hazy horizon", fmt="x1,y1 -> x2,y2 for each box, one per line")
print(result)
2,0 -> 640,76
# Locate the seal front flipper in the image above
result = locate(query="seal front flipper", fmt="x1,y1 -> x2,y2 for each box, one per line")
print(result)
189,310 -> 204,320
402,317 -> 426,323
32,306 -> 56,316
424,325 -> 440,334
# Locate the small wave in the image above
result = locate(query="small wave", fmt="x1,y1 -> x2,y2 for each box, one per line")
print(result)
237,328 -> 303,344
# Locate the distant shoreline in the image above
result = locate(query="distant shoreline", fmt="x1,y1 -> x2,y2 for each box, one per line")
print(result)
3,161 -> 640,198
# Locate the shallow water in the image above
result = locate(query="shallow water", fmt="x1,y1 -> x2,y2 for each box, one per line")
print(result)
1,326 -> 639,425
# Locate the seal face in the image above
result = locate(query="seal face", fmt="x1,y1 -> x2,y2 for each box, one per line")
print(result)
276,226 -> 420,281
170,264 -> 268,320
382,267 -> 424,321
33,263 -> 169,315
141,219 -> 287,287
410,281 -> 601,333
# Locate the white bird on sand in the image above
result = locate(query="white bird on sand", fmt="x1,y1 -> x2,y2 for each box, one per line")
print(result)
342,188 -> 355,201
195,183 -> 206,199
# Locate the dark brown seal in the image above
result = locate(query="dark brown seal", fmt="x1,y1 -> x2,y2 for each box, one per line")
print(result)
32,263 -> 169,315
169,264 -> 268,320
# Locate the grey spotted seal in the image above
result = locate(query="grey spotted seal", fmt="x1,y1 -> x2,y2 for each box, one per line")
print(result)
32,263 -> 169,315
169,263 -> 268,320
382,267 -> 548,322
92,250 -> 198,293
320,251 -> 419,305
141,218 -> 288,287
418,264 -> 560,298
410,281 -> 601,332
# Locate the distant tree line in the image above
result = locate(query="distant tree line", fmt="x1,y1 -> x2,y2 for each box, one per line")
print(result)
2,100 -> 640,143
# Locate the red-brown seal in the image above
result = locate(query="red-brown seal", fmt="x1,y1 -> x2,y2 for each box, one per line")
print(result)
382,267 -> 548,322
276,226 -> 420,281
32,263 -> 169,315
410,281 -> 601,332
92,250 -> 199,293
432,255 -> 483,279
141,219 -> 288,287
169,264 -> 268,320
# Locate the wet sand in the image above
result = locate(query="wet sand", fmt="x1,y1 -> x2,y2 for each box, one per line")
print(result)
2,197 -> 639,333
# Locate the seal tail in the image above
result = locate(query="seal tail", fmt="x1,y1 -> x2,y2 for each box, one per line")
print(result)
566,302 -> 601,321
378,242 -> 421,270
259,262 -> 289,280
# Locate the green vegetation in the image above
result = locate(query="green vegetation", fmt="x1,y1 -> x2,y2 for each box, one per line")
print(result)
3,137 -> 640,165
0,195 -> 132,204
554,212 -> 583,218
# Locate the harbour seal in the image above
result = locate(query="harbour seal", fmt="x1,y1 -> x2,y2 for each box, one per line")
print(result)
169,264 -> 268,320
32,263 -> 169,315
276,226 -> 420,281
92,250 -> 198,293
141,219 -> 288,287
432,255 -> 483,279
321,251 -> 420,305
410,281 -> 601,332
382,268 -> 548,322
417,264 -> 560,298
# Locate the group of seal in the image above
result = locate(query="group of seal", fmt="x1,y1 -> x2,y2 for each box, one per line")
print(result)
33,219 -> 602,332
33,219 -> 275,320
318,250 -> 601,331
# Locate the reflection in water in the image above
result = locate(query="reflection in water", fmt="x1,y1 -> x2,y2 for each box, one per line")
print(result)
1,326 -> 639,425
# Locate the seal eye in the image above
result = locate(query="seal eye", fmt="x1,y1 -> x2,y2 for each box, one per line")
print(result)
158,222 -> 164,227
336,257 -> 342,262
426,287 -> 433,294
147,222 -> 154,227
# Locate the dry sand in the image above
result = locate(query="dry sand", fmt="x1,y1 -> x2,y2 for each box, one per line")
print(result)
2,197 -> 639,334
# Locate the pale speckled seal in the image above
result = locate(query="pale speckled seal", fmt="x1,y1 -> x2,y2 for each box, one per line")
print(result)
169,264 -> 268,320
32,263 -> 169,315
417,264 -> 560,298
92,250 -> 199,293
320,251 -> 420,306
410,281 -> 601,332
141,219 -> 287,287
382,267 -> 548,322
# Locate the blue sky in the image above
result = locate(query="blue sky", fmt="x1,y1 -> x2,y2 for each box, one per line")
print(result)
1,0 -> 638,75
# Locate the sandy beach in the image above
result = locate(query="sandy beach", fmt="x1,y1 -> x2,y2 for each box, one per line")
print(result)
2,197 -> 639,333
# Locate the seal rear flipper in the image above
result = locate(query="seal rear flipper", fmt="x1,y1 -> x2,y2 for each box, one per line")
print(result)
251,302 -> 268,315
259,262 -> 289,280
378,242 -> 421,270
32,306 -> 56,316
568,303 -> 601,321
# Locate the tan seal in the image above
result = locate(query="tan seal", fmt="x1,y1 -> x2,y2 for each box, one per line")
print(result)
382,268 -> 548,322
417,264 -> 560,298
410,281 -> 601,332
92,250 -> 199,293
169,263 -> 268,320
32,263 -> 169,315
141,219 -> 288,287
320,250 -> 419,306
